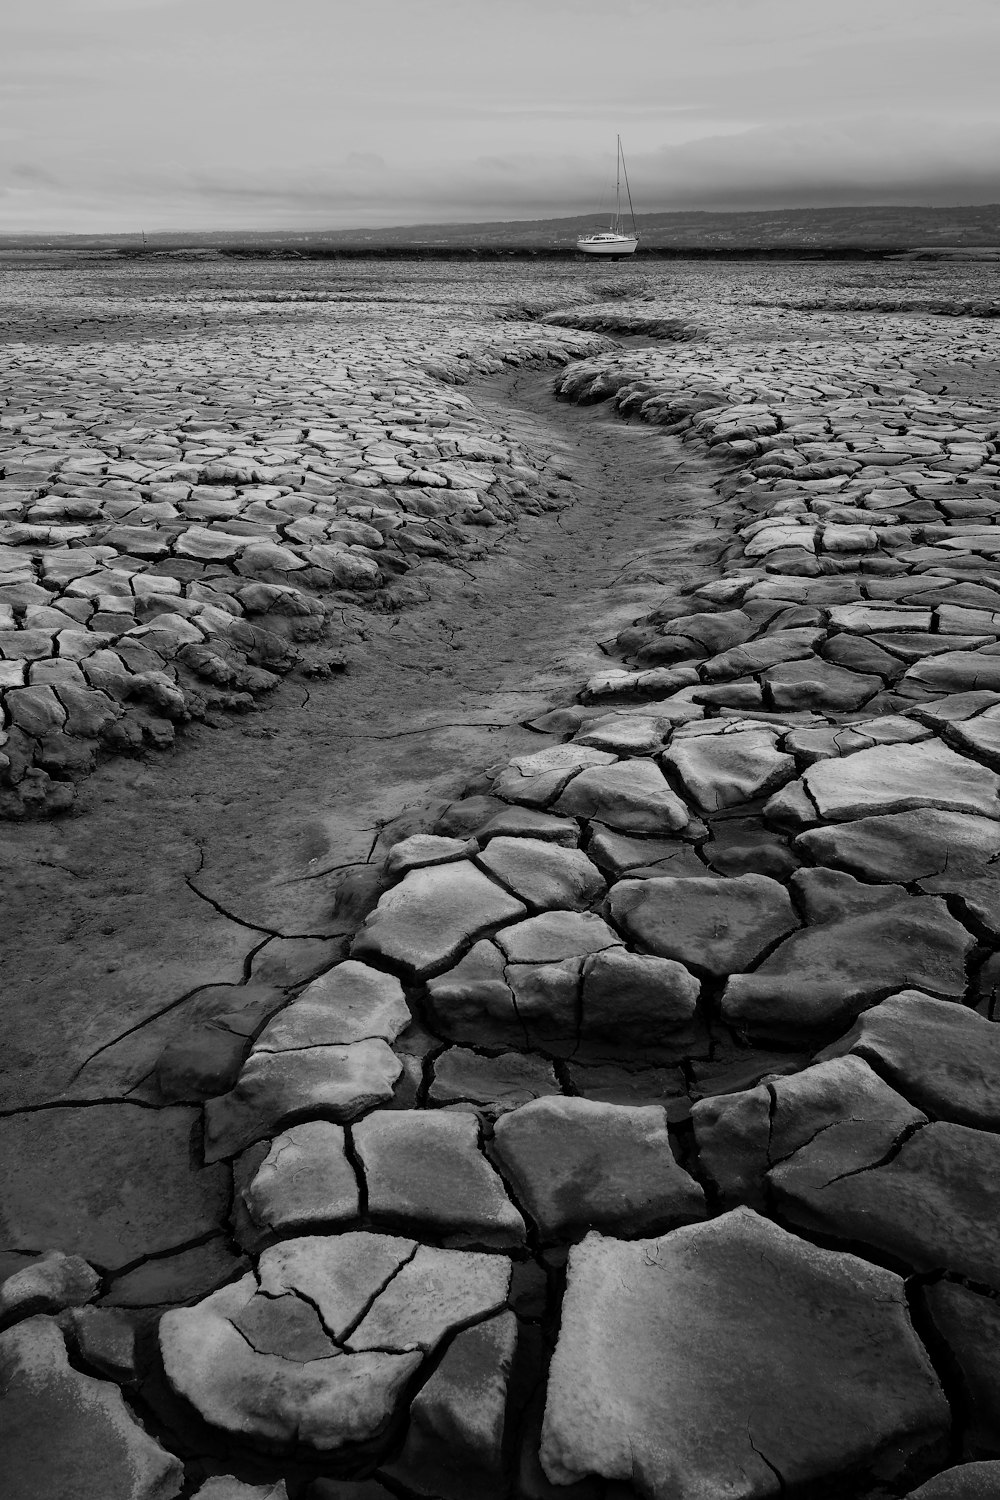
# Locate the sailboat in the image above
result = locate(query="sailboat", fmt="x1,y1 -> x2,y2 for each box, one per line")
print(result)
576,136 -> 639,256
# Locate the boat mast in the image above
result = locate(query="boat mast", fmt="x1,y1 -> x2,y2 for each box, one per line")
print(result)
620,141 -> 637,237
615,135 -> 622,234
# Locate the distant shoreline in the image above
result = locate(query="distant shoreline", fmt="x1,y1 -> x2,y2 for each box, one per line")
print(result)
4,203 -> 1000,260
4,244 -> 998,263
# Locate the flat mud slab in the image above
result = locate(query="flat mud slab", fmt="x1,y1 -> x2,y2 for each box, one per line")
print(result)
0,368 -> 727,1112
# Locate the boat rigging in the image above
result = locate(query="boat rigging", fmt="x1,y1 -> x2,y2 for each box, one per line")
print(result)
577,136 -> 639,257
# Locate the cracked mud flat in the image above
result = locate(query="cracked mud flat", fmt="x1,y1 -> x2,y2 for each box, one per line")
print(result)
4,257 -> 1000,1500
1,365 -> 722,1110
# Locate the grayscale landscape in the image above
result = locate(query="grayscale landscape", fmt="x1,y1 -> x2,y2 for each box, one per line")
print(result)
5,0 -> 1000,1494
3,251 -> 1000,1499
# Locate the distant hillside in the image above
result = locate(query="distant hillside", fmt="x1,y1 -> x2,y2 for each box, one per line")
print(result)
274,205 -> 1000,250
4,205 -> 1000,257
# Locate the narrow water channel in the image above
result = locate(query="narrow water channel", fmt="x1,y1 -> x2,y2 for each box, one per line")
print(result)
1,364 -> 730,1123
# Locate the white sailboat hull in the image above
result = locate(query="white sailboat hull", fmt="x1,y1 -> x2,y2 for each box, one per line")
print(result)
576,235 -> 639,256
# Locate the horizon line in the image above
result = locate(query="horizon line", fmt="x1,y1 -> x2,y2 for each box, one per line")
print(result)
4,201 -> 1000,241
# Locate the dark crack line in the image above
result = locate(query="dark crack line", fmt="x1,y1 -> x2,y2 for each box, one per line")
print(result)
122,1064 -> 159,1099
820,1117 -> 929,1188
341,1122 -> 370,1219
66,972 -> 255,1082
338,1242 -> 420,1346
256,1283 -> 345,1350
97,1228 -> 230,1284
242,932 -> 274,984
184,875 -> 281,936
500,961 -> 534,1053
252,1034 -> 382,1056
763,1083 -> 779,1171
329,719 -> 512,740
747,1424 -> 786,1495
279,858 -> 368,886
0,1095 -> 163,1120
36,860 -> 86,880
769,1113 -> 883,1173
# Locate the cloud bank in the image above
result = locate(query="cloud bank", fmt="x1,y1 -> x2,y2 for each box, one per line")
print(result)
3,0 -> 999,231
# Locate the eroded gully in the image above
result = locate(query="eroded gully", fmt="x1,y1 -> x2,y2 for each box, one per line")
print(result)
0,363 -> 731,1118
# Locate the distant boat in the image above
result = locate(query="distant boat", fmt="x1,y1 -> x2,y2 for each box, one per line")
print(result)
577,136 -> 639,257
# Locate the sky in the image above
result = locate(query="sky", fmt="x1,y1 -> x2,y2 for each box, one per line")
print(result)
3,0 -> 1000,233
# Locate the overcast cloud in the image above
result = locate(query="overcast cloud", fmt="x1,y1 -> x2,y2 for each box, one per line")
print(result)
2,0 -> 998,232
